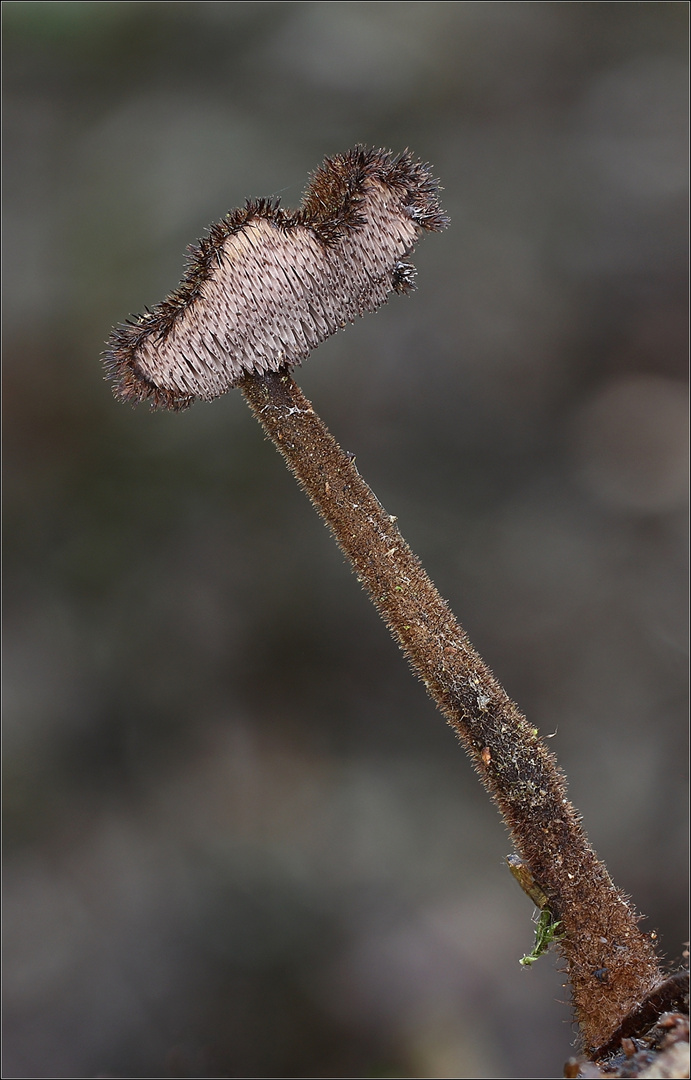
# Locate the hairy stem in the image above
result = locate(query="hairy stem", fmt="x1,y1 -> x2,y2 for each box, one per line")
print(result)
238,369 -> 662,1049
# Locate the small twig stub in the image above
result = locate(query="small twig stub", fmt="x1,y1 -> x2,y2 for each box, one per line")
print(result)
104,146 -> 448,410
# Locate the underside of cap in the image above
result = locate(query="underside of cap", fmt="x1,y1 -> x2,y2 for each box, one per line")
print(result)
104,146 -> 449,410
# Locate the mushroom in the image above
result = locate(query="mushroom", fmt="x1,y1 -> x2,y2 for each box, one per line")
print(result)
104,146 -> 447,409
104,146 -> 666,1055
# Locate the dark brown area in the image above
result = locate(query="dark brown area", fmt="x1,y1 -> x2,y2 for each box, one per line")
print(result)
565,1006 -> 689,1077
591,970 -> 690,1059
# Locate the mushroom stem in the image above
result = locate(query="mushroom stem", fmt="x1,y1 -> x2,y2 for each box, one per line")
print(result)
238,367 -> 662,1051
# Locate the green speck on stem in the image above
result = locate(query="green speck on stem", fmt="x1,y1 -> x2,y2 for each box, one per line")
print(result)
519,909 -> 563,967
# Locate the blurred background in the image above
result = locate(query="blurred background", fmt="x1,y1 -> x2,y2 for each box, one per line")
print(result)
3,3 -> 688,1077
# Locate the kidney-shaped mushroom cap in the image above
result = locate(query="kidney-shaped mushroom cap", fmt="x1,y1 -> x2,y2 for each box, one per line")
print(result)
104,146 -> 448,410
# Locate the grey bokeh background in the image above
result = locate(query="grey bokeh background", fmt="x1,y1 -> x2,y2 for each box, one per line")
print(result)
3,3 -> 688,1078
